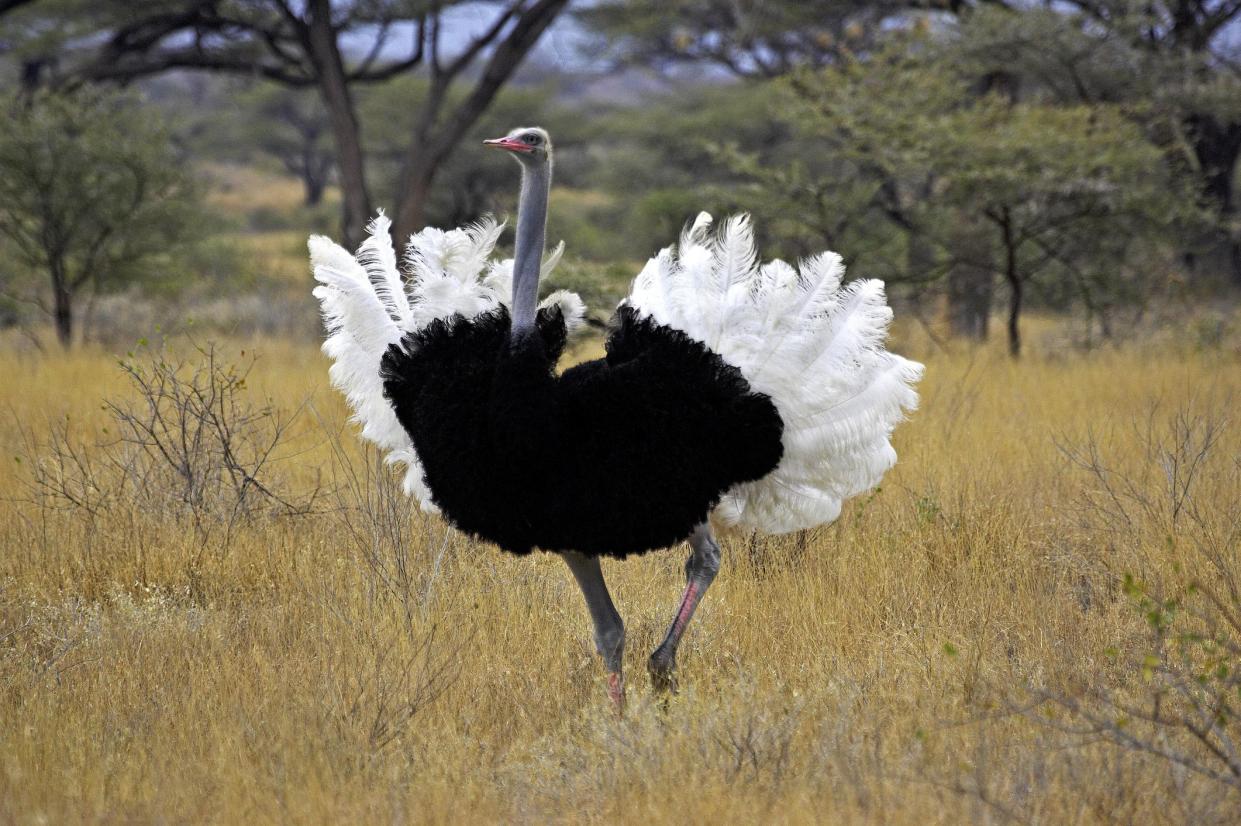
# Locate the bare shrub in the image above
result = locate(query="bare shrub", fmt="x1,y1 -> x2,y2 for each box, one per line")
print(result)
309,428 -> 469,758
1054,397 -> 1231,544
0,592 -> 100,695
16,340 -> 319,547
1035,573 -> 1241,790
1036,398 -> 1241,794
316,608 -> 462,755
319,422 -> 463,624
296,414 -> 481,761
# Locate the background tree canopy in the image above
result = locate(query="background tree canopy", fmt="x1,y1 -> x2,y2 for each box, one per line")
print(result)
0,90 -> 206,346
0,0 -> 1238,351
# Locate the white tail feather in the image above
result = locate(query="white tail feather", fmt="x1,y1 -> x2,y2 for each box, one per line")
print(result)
357,212 -> 411,326
625,213 -> 923,534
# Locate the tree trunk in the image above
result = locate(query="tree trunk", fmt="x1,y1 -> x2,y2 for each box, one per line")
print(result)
945,217 -> 993,340
304,0 -> 372,247
1006,275 -> 1022,357
20,57 -> 49,93
392,150 -> 437,246
1000,208 -> 1022,358
51,270 -> 72,348
303,175 -> 325,207
1186,113 -> 1241,287
389,0 -> 571,243
301,149 -> 327,206
906,231 -> 936,283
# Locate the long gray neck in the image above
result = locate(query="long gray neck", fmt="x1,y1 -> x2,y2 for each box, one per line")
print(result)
511,160 -> 550,337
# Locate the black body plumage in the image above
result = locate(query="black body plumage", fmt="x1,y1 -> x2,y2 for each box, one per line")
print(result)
380,305 -> 784,558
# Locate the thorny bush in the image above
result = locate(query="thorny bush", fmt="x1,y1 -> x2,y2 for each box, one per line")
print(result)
1039,398 -> 1241,791
15,340 -> 319,548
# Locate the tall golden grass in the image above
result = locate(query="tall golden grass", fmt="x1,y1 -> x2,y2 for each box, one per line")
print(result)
1,319 -> 1239,824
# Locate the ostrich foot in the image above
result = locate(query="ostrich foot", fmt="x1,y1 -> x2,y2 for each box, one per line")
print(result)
607,672 -> 626,714
561,551 -> 627,716
648,524 -> 719,694
647,651 -> 677,694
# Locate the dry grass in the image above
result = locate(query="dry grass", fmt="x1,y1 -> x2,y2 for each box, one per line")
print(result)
202,163 -> 339,217
1,319 -> 1239,824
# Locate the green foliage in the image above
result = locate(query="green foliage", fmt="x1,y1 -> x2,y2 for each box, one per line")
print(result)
579,0 -> 896,77
2,0 -> 1234,345
578,1 -> 1241,339
1107,572 -> 1241,782
542,258 -> 636,313
712,31 -> 1210,349
944,3 -> 1241,293
955,3 -> 1241,126
0,89 -> 209,343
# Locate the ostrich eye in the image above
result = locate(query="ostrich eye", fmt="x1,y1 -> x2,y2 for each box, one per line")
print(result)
523,134 -> 539,145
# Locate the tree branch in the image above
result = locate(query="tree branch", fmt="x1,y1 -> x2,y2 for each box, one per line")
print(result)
432,0 -> 568,159
79,50 -> 317,87
347,14 -> 426,82
0,0 -> 39,16
353,17 -> 393,75
442,0 -> 522,80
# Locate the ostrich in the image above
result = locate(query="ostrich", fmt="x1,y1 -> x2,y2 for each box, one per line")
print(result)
310,127 -> 923,708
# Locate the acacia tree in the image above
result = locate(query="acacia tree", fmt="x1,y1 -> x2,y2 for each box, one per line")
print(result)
578,0 -> 1019,339
585,0 -> 1241,348
935,105 -> 1188,356
0,91 -> 203,346
580,0 -> 904,78
22,0 -> 570,247
955,1 -> 1241,287
1084,0 -> 1241,287
764,44 -> 1199,357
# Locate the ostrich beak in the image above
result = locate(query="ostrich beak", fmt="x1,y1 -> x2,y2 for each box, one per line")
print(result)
483,136 -> 533,154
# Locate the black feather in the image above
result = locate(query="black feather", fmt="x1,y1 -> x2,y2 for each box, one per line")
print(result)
380,303 -> 784,558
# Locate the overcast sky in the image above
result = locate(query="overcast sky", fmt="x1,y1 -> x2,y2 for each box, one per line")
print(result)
338,3 -> 602,76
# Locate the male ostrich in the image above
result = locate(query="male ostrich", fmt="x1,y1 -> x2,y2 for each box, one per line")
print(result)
310,127 -> 923,707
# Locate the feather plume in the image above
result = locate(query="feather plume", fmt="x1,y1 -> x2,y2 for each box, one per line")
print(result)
356,211 -> 411,326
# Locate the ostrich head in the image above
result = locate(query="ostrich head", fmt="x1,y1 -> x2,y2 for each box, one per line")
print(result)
483,127 -> 552,166
482,126 -> 554,336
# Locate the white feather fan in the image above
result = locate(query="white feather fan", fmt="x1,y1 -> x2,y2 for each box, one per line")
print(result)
627,212 -> 923,534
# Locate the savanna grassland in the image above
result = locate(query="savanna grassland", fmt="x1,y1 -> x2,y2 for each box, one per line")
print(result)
2,313 -> 1239,825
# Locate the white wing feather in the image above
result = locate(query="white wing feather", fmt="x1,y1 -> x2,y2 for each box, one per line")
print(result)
311,213 -> 582,511
626,213 -> 923,534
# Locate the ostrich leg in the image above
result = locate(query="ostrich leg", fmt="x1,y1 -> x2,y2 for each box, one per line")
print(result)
648,523 -> 720,692
561,551 -> 626,711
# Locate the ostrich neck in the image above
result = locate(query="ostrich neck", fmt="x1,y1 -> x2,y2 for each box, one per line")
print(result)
511,161 -> 550,337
